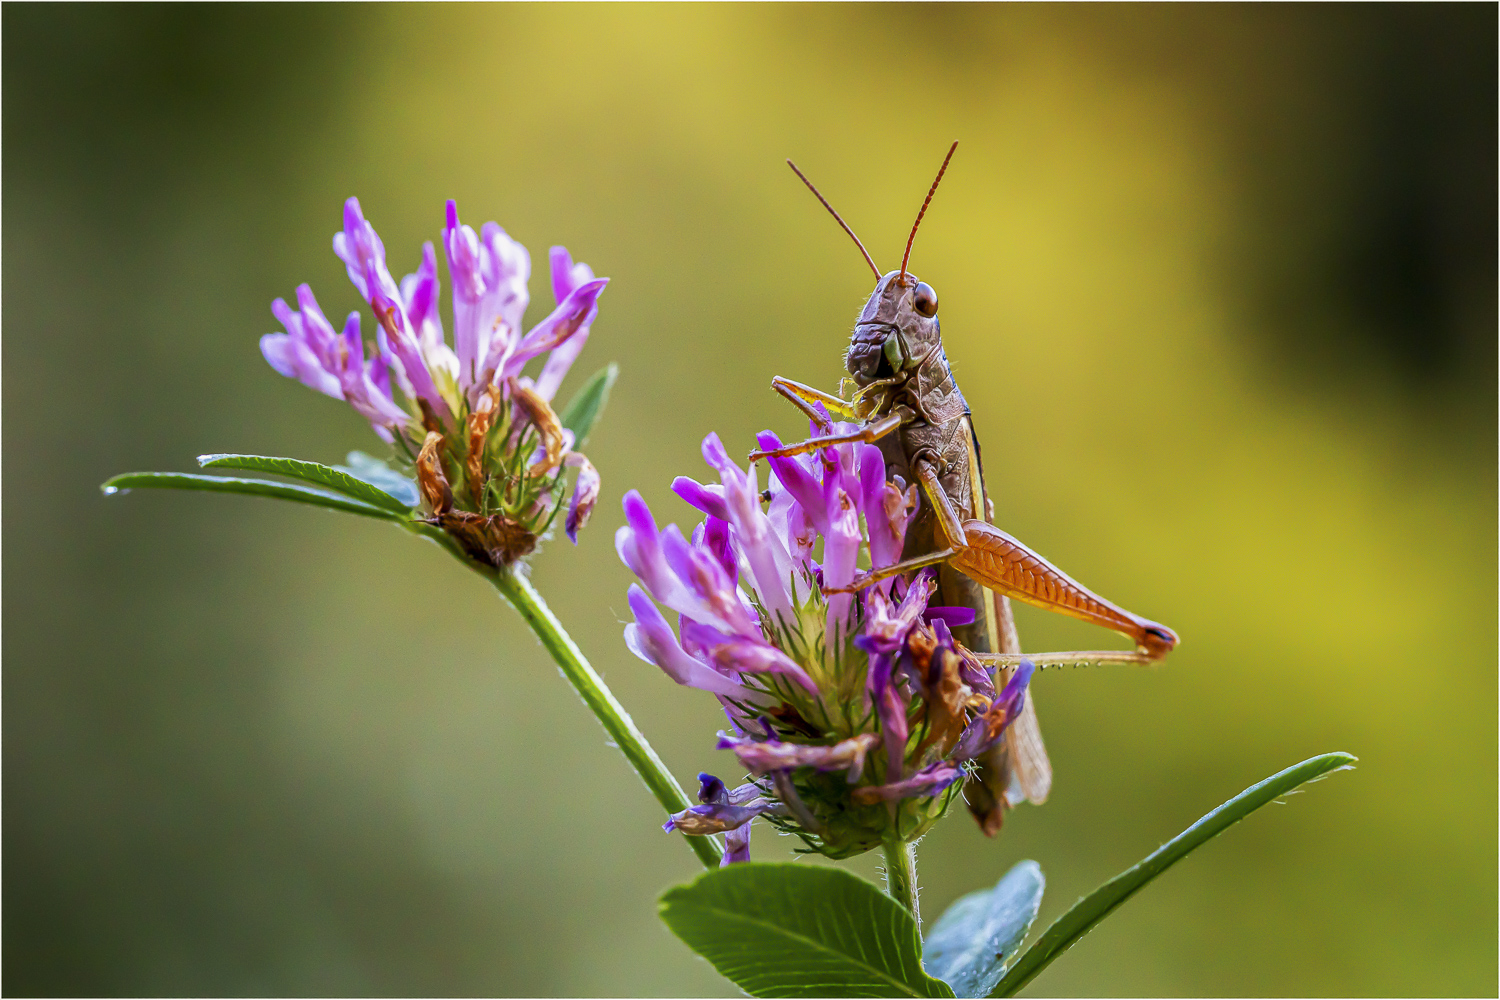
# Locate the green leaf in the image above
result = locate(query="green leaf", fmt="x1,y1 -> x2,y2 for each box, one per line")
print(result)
336,450 -> 421,508
923,862 -> 1044,998
659,862 -> 955,998
991,752 -> 1357,997
558,362 -> 618,449
197,453 -> 414,512
101,472 -> 400,520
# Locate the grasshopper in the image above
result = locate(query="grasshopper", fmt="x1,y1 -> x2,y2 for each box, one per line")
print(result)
751,143 -> 1179,832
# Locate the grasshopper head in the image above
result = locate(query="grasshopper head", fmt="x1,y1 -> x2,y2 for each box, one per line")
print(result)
845,270 -> 941,387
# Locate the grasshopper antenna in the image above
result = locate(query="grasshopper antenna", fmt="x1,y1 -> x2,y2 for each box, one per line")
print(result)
787,159 -> 881,281
900,140 -> 958,282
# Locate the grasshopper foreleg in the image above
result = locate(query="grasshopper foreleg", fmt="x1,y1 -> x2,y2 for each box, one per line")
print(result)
747,407 -> 909,463
774,384 -> 834,430
770,376 -> 865,422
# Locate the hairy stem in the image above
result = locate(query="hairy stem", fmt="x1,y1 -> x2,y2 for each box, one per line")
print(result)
883,839 -> 921,928
490,564 -> 723,869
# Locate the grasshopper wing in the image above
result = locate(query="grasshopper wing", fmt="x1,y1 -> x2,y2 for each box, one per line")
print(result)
994,590 -> 1052,805
1002,689 -> 1052,805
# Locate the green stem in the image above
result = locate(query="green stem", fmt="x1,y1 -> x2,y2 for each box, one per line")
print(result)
490,564 -> 724,870
882,839 -> 921,929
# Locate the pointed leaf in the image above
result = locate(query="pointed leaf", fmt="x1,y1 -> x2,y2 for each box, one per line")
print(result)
558,362 -> 617,449
923,861 -> 1044,998
101,472 -> 399,520
991,752 -> 1358,997
659,862 -> 955,998
336,450 -> 421,508
197,453 -> 414,512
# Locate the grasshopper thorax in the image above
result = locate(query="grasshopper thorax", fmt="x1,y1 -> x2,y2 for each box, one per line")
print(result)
846,270 -> 941,388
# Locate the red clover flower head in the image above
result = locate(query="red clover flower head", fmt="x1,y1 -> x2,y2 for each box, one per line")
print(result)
618,416 -> 1035,863
260,198 -> 609,565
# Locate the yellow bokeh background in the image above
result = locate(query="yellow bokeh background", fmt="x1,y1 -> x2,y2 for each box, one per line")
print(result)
6,6 -> 1493,995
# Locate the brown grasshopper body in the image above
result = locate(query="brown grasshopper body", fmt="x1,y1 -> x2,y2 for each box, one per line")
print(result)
754,145 -> 1179,831
846,270 -> 994,656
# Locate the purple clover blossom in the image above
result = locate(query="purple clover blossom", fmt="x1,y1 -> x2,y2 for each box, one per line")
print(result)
618,423 -> 1035,862
442,201 -> 609,408
260,197 -> 613,563
536,247 -> 599,401
716,731 -> 880,783
858,576 -> 936,786
953,658 -> 1033,762
623,585 -> 747,698
664,773 -> 783,867
442,202 -> 530,403
262,288 -> 412,441
399,241 -> 458,383
333,198 -> 454,426
851,762 -> 964,804
563,452 -> 600,544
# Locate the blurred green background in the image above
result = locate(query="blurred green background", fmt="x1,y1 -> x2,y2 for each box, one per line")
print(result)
5,5 -> 1495,995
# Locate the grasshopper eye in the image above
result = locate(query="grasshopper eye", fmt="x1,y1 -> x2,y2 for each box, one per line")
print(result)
913,282 -> 938,317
